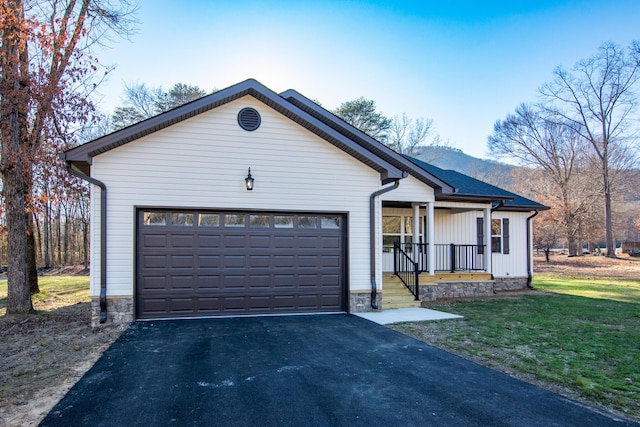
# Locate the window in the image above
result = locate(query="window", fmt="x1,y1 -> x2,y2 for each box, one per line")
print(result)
299,216 -> 317,229
274,215 -> 294,228
321,216 -> 340,229
249,215 -> 270,228
144,212 -> 166,225
491,219 -> 502,253
224,214 -> 245,227
477,217 -> 509,255
171,212 -> 194,226
199,213 -> 220,227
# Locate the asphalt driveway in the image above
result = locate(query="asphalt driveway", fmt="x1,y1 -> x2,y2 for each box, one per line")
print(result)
41,314 -> 636,426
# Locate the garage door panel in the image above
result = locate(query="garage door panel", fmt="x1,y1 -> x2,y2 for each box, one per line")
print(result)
274,236 -> 294,248
171,255 -> 194,269
144,255 -> 167,269
198,235 -> 220,247
141,276 -> 166,290
222,235 -> 247,248
196,276 -> 221,289
137,209 -> 346,319
169,234 -> 195,247
249,235 -> 271,248
198,255 -> 221,268
144,234 -> 167,248
298,255 -> 319,268
321,256 -> 341,268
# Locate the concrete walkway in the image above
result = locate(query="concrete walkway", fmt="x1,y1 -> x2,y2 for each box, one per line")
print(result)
355,307 -> 463,324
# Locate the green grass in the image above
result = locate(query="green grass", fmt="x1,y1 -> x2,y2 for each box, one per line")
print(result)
0,276 -> 89,313
534,274 -> 640,304
394,277 -> 640,420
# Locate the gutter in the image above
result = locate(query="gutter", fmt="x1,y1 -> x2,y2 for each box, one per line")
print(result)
491,200 -> 505,212
369,178 -> 403,309
526,210 -> 540,288
60,155 -> 108,323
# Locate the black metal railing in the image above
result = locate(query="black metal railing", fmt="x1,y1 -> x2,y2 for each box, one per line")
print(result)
393,242 -> 486,273
434,244 -> 486,272
393,242 -> 420,300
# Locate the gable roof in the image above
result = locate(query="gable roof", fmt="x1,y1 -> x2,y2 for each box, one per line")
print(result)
404,156 -> 549,211
62,79 -> 447,189
280,89 -> 455,193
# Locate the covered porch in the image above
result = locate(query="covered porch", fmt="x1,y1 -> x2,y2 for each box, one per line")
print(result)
381,201 -> 496,306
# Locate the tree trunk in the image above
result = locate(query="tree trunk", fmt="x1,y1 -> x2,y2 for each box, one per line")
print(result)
3,168 -> 34,314
44,188 -> 51,268
1,0 -> 34,314
603,166 -> 616,258
26,212 -> 40,294
82,221 -> 89,270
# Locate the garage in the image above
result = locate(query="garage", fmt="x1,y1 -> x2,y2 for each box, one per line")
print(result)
136,209 -> 347,319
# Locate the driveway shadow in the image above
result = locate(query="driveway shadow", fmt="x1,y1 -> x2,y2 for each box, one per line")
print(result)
41,314 -> 637,426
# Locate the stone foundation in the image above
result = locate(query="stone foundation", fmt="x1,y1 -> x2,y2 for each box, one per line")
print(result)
349,291 -> 381,313
493,277 -> 528,292
91,296 -> 134,328
420,281 -> 496,302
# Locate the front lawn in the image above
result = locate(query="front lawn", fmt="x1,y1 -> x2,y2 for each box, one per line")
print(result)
392,276 -> 640,421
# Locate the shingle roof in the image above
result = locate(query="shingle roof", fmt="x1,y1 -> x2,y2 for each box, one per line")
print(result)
404,155 -> 549,211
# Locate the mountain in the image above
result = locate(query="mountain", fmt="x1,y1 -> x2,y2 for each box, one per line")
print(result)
415,146 -> 516,187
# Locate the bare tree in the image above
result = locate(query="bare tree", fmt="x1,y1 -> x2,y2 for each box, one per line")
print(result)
112,82 -> 208,129
539,41 -> 640,257
387,113 -> 441,157
489,103 -> 592,256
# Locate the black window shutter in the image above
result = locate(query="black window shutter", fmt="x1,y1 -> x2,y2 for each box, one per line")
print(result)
477,217 -> 484,254
502,218 -> 510,254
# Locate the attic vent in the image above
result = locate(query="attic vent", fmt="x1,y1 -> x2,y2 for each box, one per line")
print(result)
237,107 -> 261,131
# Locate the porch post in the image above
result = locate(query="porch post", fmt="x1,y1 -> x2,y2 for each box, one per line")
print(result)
427,201 -> 435,275
412,202 -> 420,252
484,206 -> 492,273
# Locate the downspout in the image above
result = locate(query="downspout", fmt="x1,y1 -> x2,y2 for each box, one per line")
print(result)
526,210 -> 539,288
370,178 -> 403,309
61,157 -> 108,323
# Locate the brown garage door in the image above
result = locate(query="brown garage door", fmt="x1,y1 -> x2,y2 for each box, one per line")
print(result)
136,209 -> 346,319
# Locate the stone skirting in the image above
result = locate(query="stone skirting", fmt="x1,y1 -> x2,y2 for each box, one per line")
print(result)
418,276 -> 528,304
420,281 -> 496,302
349,291 -> 381,313
493,277 -> 528,292
91,296 -> 134,328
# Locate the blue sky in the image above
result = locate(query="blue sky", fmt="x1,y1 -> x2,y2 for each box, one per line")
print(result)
94,0 -> 640,159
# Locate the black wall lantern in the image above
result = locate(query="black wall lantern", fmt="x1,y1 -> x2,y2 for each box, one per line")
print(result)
245,168 -> 254,190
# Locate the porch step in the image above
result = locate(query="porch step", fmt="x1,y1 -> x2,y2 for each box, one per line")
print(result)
382,276 -> 421,309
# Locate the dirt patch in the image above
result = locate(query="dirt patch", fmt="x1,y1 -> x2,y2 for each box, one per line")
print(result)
0,301 -> 125,427
534,253 -> 640,279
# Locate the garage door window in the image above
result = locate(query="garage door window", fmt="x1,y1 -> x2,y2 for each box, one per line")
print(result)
274,215 -> 294,228
321,216 -> 340,229
299,216 -> 317,228
171,212 -> 194,226
224,214 -> 245,227
199,213 -> 219,227
250,214 -> 270,228
144,211 -> 166,225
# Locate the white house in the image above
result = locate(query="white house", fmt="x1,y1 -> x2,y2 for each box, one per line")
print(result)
61,79 -> 547,326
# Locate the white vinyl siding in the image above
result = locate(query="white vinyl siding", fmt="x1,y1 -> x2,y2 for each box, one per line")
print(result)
89,96 -> 383,297
490,212 -> 530,278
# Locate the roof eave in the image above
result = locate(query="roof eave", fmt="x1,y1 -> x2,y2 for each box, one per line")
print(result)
64,79 -> 405,182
